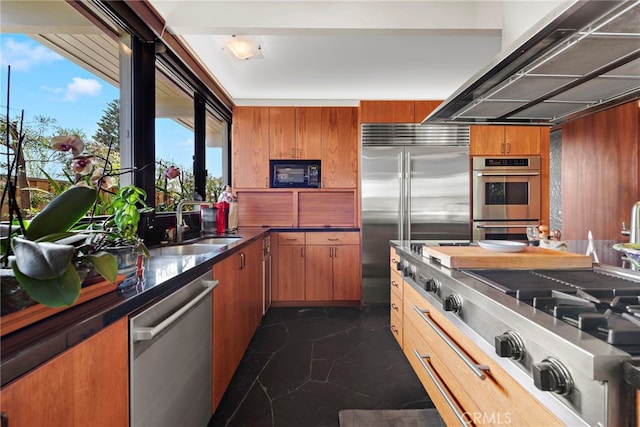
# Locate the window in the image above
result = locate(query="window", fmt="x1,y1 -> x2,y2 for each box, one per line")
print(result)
0,0 -> 121,217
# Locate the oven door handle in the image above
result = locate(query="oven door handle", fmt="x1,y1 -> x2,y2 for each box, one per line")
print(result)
475,224 -> 538,229
475,172 -> 539,177
413,350 -> 468,426
414,306 -> 490,379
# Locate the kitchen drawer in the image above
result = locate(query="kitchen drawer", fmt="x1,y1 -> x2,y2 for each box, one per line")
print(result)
390,285 -> 403,320
390,309 -> 403,348
305,232 -> 359,245
403,316 -> 469,426
390,247 -> 401,270
390,269 -> 403,301
404,283 -> 563,426
277,232 -> 306,245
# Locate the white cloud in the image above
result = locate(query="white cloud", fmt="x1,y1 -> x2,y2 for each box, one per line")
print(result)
0,38 -> 62,71
63,77 -> 102,101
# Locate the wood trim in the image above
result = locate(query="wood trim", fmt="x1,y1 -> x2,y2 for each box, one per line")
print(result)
414,100 -> 442,123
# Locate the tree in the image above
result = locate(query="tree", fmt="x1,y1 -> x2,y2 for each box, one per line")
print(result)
93,99 -> 119,150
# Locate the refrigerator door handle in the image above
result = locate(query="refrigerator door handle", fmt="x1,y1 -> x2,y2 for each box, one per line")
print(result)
406,151 -> 412,243
399,151 -> 405,242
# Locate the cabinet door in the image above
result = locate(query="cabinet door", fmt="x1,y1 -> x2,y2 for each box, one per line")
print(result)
359,100 -> 415,123
332,244 -> 361,300
213,253 -> 242,409
321,107 -> 358,188
470,125 -> 543,156
305,245 -> 334,300
232,106 -> 270,188
269,107 -> 296,159
295,107 -> 322,159
469,125 -> 505,155
244,239 -> 264,331
273,244 -> 306,301
504,126 -> 541,155
0,319 -> 128,427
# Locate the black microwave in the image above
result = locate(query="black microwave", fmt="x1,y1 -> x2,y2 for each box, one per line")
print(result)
270,160 -> 321,188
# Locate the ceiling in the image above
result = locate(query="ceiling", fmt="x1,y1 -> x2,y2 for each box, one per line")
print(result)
145,0 -> 565,106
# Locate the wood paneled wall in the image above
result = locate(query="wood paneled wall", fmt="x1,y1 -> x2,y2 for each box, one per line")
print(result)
561,101 -> 640,240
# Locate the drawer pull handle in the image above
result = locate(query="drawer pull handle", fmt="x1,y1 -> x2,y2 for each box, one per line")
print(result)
413,349 -> 468,426
413,306 -> 489,380
286,238 -> 298,241
391,325 -> 399,334
391,280 -> 399,288
391,303 -> 399,311
328,238 -> 339,241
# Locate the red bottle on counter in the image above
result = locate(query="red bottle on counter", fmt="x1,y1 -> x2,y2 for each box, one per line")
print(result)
214,201 -> 229,234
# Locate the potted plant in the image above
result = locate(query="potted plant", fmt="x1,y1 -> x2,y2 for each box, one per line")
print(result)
94,184 -> 152,289
2,185 -> 119,309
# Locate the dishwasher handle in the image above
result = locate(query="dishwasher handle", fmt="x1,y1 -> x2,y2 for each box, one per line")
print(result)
133,279 -> 218,342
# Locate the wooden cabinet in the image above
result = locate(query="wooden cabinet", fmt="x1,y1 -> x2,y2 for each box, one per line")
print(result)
403,283 -> 563,426
306,232 -> 360,301
389,247 -> 403,347
414,100 -> 442,123
360,100 -> 415,123
236,191 -> 295,227
269,107 -> 322,160
0,319 -> 128,427
272,231 -> 361,303
321,107 -> 358,188
272,232 -> 306,301
359,100 -> 442,123
470,125 -> 544,156
232,106 -> 270,188
295,107 -> 323,159
233,106 -> 357,189
212,239 -> 263,409
269,107 -> 296,159
298,190 -> 357,227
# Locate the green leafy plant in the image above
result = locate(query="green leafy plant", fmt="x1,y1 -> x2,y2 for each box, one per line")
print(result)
6,186 -> 118,307
99,184 -> 151,257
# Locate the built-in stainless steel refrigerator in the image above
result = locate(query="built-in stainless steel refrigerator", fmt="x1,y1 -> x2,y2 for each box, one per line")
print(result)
361,124 -> 470,304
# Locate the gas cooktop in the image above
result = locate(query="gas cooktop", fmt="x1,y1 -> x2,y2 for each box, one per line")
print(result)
464,269 -> 640,350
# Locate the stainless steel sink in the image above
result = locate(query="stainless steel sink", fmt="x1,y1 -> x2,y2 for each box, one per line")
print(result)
197,237 -> 242,245
149,244 -> 225,256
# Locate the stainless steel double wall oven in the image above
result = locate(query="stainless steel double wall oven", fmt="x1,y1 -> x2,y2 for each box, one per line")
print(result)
472,156 -> 541,241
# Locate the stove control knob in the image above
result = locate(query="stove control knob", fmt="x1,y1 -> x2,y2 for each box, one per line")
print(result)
443,294 -> 462,313
403,265 -> 415,280
494,331 -> 525,361
419,275 -> 440,294
532,357 -> 573,396
395,260 -> 405,271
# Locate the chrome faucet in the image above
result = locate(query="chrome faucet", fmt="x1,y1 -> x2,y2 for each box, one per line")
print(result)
176,200 -> 211,243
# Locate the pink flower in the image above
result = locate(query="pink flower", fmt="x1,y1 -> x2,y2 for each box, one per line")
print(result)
72,155 -> 94,175
164,166 -> 180,179
51,135 -> 84,157
91,167 -> 114,189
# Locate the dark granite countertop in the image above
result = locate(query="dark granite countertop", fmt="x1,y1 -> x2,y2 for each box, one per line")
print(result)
0,226 -> 361,386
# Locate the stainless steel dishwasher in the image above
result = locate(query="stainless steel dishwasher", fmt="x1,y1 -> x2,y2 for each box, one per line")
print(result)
130,271 -> 218,427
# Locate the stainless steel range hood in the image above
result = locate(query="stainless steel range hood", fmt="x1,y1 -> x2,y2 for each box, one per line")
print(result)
423,0 -> 640,126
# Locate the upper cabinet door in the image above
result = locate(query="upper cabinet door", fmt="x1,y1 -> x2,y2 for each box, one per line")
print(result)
269,107 -> 296,159
321,107 -> 358,188
295,107 -> 322,159
232,107 -> 270,188
360,100 -> 415,123
470,125 -> 542,156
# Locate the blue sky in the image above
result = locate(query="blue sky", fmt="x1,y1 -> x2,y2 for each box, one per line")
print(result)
0,34 -> 221,177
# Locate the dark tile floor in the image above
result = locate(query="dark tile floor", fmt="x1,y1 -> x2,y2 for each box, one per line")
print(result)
209,306 -> 435,427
